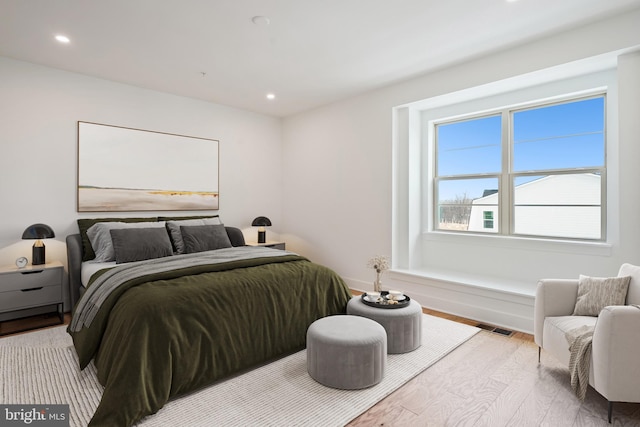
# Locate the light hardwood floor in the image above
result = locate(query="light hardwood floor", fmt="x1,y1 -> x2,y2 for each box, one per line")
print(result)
349,306 -> 640,427
2,304 -> 639,426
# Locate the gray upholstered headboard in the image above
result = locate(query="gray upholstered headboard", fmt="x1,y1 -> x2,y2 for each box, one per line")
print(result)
66,233 -> 84,308
66,226 -> 246,309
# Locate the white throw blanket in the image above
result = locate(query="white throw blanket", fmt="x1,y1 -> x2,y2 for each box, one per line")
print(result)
566,325 -> 594,400
565,304 -> 640,400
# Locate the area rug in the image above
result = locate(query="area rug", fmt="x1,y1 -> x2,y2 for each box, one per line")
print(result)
0,315 -> 479,426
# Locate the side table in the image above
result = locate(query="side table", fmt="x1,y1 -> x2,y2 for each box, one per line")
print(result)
0,261 -> 64,334
347,296 -> 422,354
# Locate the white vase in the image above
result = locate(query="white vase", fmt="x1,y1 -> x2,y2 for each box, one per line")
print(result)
374,279 -> 382,293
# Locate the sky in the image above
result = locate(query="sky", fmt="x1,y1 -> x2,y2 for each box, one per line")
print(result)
436,96 -> 605,202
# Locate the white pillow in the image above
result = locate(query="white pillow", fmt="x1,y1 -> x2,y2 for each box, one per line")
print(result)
87,221 -> 165,262
572,274 -> 631,316
166,218 -> 223,254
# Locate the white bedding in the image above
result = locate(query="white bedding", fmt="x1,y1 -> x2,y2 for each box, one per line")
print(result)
81,261 -> 116,288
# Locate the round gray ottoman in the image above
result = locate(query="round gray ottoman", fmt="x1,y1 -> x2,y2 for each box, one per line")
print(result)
306,315 -> 387,389
347,296 -> 422,354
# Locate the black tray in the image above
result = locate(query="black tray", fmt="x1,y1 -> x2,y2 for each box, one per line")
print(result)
361,291 -> 411,309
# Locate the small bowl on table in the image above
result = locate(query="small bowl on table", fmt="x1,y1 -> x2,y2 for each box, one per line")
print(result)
387,290 -> 404,300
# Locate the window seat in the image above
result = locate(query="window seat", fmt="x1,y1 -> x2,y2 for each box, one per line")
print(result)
388,268 -> 536,333
391,268 -> 535,298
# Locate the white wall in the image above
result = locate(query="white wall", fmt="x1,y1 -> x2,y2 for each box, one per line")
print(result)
0,57 -> 283,310
2,10 -> 639,331
282,9 -> 640,332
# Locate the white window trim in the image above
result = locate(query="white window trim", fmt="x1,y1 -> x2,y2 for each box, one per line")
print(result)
392,57 -> 619,269
430,92 -> 607,241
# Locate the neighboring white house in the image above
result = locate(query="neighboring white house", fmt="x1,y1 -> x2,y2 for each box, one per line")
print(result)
468,174 -> 602,239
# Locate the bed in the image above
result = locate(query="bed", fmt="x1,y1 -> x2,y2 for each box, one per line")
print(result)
66,216 -> 352,426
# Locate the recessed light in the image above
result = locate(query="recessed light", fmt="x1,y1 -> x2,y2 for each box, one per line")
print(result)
252,16 -> 270,26
55,34 -> 70,44
266,93 -> 276,100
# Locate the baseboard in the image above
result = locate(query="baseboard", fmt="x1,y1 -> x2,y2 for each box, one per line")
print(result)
343,270 -> 535,334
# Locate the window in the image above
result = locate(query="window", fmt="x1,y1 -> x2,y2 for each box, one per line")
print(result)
483,211 -> 494,229
434,95 -> 605,240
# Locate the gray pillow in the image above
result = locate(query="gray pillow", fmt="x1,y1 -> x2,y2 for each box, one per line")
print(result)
166,218 -> 223,254
78,216 -> 158,261
572,275 -> 631,316
180,224 -> 232,254
87,221 -> 165,262
110,228 -> 173,264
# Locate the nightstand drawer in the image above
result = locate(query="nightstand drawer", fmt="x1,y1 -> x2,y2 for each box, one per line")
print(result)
0,286 -> 62,312
0,268 -> 61,292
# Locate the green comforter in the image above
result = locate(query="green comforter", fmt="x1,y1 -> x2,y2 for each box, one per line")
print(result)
68,251 -> 351,426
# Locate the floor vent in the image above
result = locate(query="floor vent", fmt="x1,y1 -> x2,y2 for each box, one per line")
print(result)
476,324 -> 513,336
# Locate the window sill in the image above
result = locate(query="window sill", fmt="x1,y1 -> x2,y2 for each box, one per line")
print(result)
389,268 -> 535,299
423,231 -> 612,257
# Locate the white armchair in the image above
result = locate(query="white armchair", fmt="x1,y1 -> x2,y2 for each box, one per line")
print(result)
534,263 -> 640,423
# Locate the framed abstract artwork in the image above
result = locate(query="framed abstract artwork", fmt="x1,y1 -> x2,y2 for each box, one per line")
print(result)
77,121 -> 219,212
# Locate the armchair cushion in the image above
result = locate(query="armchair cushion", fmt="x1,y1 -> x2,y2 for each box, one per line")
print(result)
543,315 -> 598,366
572,275 -> 631,316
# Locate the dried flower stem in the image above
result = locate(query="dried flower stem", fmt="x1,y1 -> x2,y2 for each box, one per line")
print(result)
367,255 -> 389,292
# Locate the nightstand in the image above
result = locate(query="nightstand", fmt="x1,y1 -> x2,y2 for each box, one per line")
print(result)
0,261 -> 64,333
247,241 -> 286,250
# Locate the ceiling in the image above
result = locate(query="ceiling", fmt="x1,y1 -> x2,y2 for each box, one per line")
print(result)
2,0 -> 640,117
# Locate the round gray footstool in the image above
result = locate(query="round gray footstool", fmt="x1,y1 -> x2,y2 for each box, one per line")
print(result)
306,315 -> 387,389
347,296 -> 422,354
